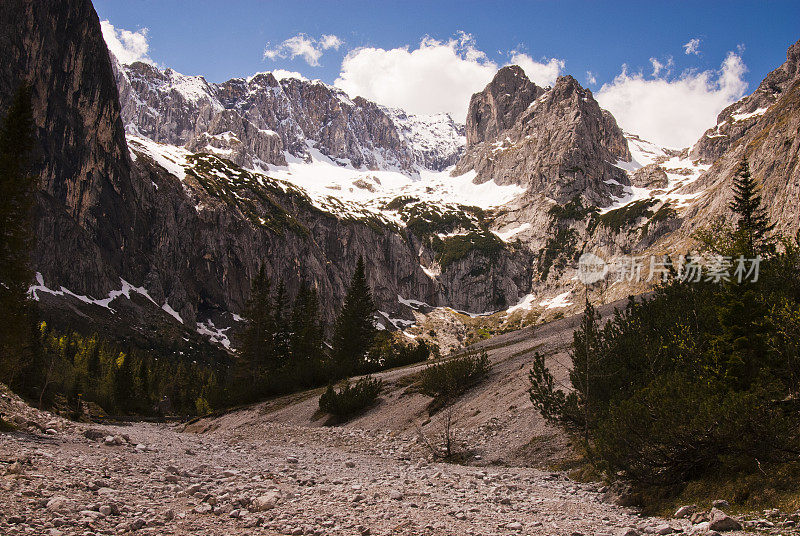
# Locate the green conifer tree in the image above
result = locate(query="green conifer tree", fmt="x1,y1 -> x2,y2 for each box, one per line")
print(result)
231,266 -> 275,401
330,257 -> 377,378
730,158 -> 775,256
0,84 -> 37,387
271,279 -> 290,366
289,282 -> 324,383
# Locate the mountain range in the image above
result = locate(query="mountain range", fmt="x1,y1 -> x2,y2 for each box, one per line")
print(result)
2,0 -> 799,356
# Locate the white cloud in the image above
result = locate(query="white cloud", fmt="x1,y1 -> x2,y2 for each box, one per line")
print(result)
334,32 -> 563,121
586,71 -> 597,85
319,34 -> 343,51
596,51 -> 748,148
100,20 -> 153,65
263,33 -> 343,67
508,52 -> 564,87
271,69 -> 308,81
683,38 -> 702,55
649,56 -> 673,77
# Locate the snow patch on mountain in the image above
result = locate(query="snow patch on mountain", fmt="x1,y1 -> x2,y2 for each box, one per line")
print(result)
381,107 -> 465,170
602,133 -> 710,213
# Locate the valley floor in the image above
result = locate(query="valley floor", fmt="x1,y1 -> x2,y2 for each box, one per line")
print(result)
3,417 -> 658,536
0,303 -> 759,536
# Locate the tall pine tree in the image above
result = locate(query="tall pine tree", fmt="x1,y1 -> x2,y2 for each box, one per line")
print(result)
271,279 -> 291,366
331,257 -> 377,378
730,158 -> 775,256
235,266 -> 273,394
289,282 -> 324,385
0,83 -> 38,387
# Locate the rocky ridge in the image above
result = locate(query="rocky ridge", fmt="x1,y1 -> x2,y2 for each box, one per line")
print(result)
114,61 -> 465,174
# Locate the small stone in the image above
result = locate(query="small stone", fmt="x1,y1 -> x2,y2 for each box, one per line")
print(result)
251,492 -> 280,512
46,496 -> 71,512
345,461 -> 356,468
712,499 -> 730,509
506,521 -> 523,530
193,503 -> 212,514
4,461 -> 23,475
675,505 -> 697,518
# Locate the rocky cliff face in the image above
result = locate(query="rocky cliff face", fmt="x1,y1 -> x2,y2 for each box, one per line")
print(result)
691,40 -> 800,164
679,38 -> 800,239
114,61 -> 465,174
0,0 -> 136,300
455,71 -> 631,206
465,65 -> 546,147
7,0 -> 800,354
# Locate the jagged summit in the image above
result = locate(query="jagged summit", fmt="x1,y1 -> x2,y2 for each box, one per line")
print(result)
465,65 -> 546,147
455,69 -> 630,206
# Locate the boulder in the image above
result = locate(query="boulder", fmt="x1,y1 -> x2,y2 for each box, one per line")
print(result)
675,504 -> 697,518
709,509 -> 742,531
251,492 -> 280,512
631,164 -> 668,188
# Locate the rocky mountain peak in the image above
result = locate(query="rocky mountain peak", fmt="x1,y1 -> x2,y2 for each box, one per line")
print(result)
465,65 -> 546,147
455,71 -> 630,206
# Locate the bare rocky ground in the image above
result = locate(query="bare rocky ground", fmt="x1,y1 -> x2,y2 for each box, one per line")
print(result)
0,301 -> 787,535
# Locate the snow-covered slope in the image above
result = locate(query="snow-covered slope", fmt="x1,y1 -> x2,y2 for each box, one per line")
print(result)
381,107 -> 466,170
128,134 -> 524,221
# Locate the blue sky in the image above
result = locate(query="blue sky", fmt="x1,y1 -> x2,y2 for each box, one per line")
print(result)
94,0 -> 800,148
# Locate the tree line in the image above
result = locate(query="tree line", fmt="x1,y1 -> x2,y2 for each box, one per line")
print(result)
231,257 -> 432,405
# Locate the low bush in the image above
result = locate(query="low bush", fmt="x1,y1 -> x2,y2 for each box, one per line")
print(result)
0,415 -> 16,432
318,376 -> 383,420
419,350 -> 491,402
362,335 -> 433,373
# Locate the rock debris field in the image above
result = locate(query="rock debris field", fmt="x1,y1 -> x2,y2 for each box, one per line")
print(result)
0,412 -> 666,536
3,389 -> 770,536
